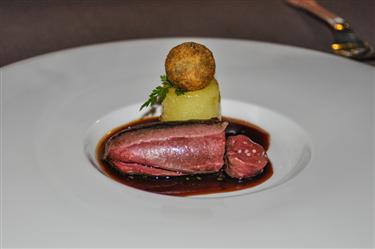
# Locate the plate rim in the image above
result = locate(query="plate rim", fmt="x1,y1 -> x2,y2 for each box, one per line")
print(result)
2,37 -> 374,71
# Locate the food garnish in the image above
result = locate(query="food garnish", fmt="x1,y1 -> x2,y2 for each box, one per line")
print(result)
140,75 -> 186,111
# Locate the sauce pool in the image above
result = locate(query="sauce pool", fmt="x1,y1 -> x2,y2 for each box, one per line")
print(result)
96,117 -> 273,197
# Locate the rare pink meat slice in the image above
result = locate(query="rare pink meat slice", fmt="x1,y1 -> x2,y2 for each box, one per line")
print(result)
225,135 -> 268,178
111,161 -> 184,176
105,120 -> 228,175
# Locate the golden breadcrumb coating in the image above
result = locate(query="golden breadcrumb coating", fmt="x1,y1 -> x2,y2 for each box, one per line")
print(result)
165,42 -> 215,91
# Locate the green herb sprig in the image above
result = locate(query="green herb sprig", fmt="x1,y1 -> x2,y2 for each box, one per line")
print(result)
140,75 -> 186,110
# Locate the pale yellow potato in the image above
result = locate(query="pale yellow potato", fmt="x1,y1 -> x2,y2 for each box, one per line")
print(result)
161,79 -> 221,121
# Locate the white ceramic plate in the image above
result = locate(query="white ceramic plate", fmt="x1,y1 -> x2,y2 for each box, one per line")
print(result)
2,38 -> 374,247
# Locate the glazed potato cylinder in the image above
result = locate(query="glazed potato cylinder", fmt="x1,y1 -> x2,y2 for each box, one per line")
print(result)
161,79 -> 221,121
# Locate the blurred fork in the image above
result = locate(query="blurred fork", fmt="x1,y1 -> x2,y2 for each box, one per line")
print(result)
286,0 -> 375,60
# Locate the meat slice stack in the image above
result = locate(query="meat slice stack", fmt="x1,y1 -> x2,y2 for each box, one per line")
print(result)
225,135 -> 269,178
105,121 -> 227,176
104,120 -> 268,179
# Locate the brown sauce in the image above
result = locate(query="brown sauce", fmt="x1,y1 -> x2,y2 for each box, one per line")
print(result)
96,117 -> 273,197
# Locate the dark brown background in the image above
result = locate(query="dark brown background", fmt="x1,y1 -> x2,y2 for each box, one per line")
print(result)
0,0 -> 374,67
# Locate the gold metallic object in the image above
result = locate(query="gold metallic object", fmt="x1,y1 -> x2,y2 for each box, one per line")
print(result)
334,23 -> 344,31
331,43 -> 341,50
287,0 -> 374,60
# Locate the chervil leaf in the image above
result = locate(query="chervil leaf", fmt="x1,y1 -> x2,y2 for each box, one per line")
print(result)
140,75 -> 186,111
175,87 -> 186,96
160,75 -> 168,82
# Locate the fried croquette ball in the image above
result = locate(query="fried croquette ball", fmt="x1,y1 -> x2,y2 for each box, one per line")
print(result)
165,42 -> 215,91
